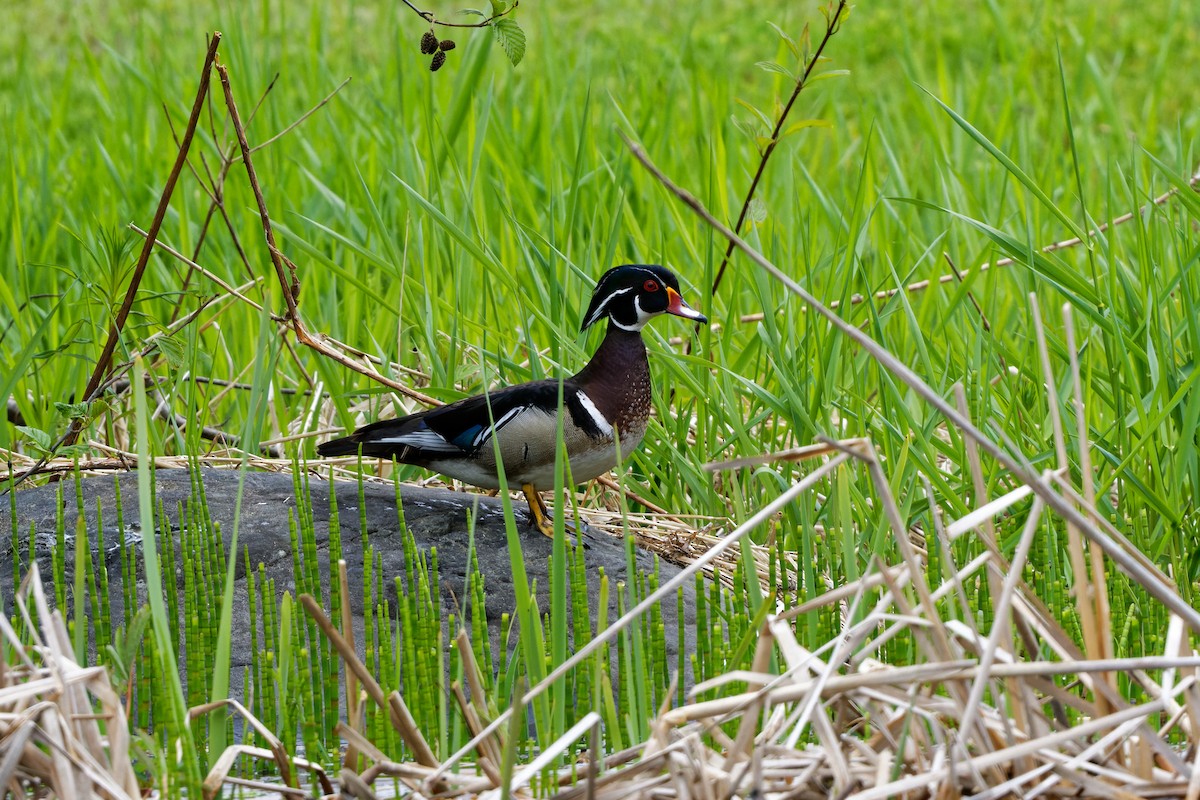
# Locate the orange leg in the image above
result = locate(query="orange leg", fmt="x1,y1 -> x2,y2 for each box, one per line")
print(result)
521,484 -> 556,538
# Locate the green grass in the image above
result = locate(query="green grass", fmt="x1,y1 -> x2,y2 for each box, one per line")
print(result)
4,0 -> 1200,790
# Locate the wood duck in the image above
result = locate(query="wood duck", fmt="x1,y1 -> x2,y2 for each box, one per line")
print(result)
317,264 -> 706,536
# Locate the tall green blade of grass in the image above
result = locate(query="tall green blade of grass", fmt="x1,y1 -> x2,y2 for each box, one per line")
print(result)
612,432 -> 650,743
208,307 -> 279,767
436,32 -> 495,174
922,87 -> 1088,243
277,591 -> 294,754
72,514 -> 87,664
550,375 -> 568,748
0,302 -> 55,450
480,364 -> 551,740
132,356 -> 200,792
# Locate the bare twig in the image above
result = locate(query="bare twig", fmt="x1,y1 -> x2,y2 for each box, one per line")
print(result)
243,77 -> 352,156
161,83 -> 259,322
128,224 -> 274,317
710,0 -> 850,298
3,34 -> 224,494
215,60 -> 440,407
400,0 -> 519,28
64,33 -> 223,447
215,62 -> 300,322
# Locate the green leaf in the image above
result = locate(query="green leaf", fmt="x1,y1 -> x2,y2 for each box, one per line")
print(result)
747,197 -> 767,225
86,396 -> 113,419
755,60 -> 796,81
157,332 -> 187,368
782,119 -> 832,137
729,115 -> 760,144
492,18 -> 525,67
766,21 -> 800,60
734,97 -> 773,130
54,401 -> 89,420
488,0 -> 507,15
460,8 -> 487,17
16,425 -> 52,453
806,68 -> 850,85
58,444 -> 91,460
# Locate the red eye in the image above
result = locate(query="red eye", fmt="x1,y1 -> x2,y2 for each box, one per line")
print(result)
643,280 -> 659,292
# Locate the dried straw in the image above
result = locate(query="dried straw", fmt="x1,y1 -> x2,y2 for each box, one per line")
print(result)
0,565 -> 139,799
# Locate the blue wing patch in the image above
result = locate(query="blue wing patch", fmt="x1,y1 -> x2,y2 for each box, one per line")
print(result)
451,425 -> 485,450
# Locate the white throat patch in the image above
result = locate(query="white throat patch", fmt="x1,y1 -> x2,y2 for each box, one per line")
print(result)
610,295 -> 652,332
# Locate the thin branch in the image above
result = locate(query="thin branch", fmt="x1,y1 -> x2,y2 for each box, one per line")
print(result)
215,60 -> 440,407
63,32 -> 223,448
245,72 -> 281,127
161,77 -> 266,324
242,77 -> 352,156
216,61 -> 301,323
2,33 -> 225,494
400,0 -> 519,28
710,1 -> 849,298
128,224 -> 274,317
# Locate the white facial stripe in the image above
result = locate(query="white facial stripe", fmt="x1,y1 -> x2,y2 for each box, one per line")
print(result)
585,286 -> 634,328
575,390 -> 614,437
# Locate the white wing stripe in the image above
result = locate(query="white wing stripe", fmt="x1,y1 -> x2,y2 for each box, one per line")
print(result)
372,430 -> 460,453
472,405 -> 527,448
575,390 -> 614,437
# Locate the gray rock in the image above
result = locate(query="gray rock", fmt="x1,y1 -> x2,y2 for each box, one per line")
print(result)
0,469 -> 696,702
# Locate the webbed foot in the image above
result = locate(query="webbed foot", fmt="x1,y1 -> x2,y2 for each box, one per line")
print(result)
521,484 -> 593,547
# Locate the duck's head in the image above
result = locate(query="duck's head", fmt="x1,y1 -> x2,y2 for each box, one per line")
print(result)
580,264 -> 707,332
